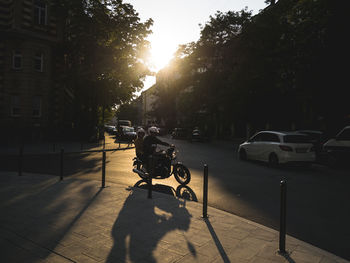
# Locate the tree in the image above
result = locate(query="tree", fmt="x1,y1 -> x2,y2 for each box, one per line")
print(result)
116,103 -> 139,124
53,0 -> 153,138
150,0 -> 345,137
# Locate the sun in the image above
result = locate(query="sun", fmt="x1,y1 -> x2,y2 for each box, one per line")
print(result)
149,39 -> 176,72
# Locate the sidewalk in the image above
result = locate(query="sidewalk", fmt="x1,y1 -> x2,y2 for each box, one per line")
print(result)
0,138 -> 133,155
0,172 -> 348,263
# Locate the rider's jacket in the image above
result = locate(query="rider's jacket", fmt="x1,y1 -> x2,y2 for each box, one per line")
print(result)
142,135 -> 170,159
134,137 -> 144,157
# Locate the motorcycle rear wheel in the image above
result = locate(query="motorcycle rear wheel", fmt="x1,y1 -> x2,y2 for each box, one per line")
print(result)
174,164 -> 191,185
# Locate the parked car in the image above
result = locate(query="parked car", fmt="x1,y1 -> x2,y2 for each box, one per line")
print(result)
104,124 -> 115,134
116,120 -> 132,136
111,126 -> 118,135
117,120 -> 132,127
323,126 -> 350,166
117,126 -> 137,142
171,128 -> 189,139
296,130 -> 328,162
189,127 -> 210,142
238,131 -> 316,165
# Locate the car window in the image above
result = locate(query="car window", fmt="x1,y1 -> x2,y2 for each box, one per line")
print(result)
124,127 -> 134,132
251,132 -> 279,142
297,131 -> 321,140
250,133 -> 263,142
337,128 -> 350,141
264,133 -> 280,142
119,120 -> 131,126
259,133 -> 271,142
283,135 -> 312,143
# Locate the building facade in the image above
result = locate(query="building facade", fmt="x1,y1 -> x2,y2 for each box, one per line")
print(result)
141,84 -> 158,127
0,0 -> 64,143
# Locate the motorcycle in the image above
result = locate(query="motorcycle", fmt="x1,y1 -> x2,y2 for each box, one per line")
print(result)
132,146 -> 191,185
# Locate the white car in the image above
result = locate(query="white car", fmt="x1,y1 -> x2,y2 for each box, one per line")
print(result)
323,126 -> 350,165
238,131 -> 316,165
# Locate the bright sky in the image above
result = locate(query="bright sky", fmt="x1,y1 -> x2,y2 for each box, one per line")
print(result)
125,0 -> 268,94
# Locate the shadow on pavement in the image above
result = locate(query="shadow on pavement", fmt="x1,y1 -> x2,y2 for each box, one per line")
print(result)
281,253 -> 296,263
133,180 -> 198,202
164,136 -> 350,260
106,188 -> 196,262
0,152 -> 103,177
204,218 -> 230,263
0,174 -> 103,262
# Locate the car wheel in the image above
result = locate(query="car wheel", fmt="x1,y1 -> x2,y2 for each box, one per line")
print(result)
268,153 -> 279,166
239,149 -> 247,161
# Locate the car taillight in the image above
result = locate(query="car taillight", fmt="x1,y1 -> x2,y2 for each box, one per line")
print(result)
279,145 -> 293,151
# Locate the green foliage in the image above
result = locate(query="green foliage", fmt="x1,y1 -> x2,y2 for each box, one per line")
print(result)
152,0 -> 343,137
116,103 -> 139,124
53,0 -> 152,134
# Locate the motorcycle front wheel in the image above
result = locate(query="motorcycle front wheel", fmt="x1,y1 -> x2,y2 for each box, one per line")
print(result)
135,163 -> 148,180
173,164 -> 191,185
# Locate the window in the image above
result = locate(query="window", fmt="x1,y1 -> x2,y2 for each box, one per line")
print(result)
283,135 -> 312,143
250,132 -> 280,142
197,67 -> 207,73
11,95 -> 21,116
123,127 -> 134,132
250,133 -> 264,142
32,96 -> 42,117
264,133 -> 280,142
34,52 -> 43,72
34,0 -> 47,25
12,51 -> 22,69
259,133 -> 270,142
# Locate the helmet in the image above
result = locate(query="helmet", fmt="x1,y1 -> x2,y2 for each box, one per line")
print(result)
148,126 -> 159,134
137,128 -> 145,134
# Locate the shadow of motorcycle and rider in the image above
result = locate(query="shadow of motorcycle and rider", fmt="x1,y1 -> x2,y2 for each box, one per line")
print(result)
106,144 -> 198,262
106,181 -> 198,263
134,179 -> 198,202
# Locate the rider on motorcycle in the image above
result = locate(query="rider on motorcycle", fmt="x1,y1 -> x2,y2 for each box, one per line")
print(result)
142,126 -> 173,172
134,128 -> 146,159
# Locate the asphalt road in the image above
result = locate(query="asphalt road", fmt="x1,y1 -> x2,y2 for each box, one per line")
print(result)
1,134 -> 349,260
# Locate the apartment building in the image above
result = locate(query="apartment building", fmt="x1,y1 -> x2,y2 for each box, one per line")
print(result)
0,0 -> 64,143
141,84 -> 158,127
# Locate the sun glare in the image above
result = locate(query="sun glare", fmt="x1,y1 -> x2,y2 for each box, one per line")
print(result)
134,41 -> 174,96
149,40 -> 175,72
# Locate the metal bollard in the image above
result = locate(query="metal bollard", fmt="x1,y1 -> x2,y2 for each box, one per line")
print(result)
18,146 -> 23,176
203,164 -> 208,218
148,175 -> 152,199
60,149 -> 64,181
279,180 -> 287,254
102,151 -> 106,188
103,136 -> 105,149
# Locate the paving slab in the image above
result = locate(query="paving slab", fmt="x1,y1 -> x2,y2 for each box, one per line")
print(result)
0,172 -> 348,263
